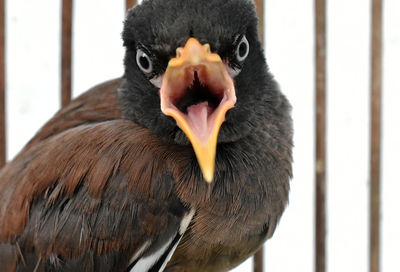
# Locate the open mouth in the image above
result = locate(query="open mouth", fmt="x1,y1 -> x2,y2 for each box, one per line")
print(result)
175,71 -> 222,115
160,38 -> 236,182
163,65 -> 234,145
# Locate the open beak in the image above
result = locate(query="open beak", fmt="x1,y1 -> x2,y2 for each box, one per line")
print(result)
160,38 -> 237,183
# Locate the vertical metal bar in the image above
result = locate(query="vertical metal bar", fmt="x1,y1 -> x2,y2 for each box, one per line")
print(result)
315,0 -> 326,272
254,247 -> 264,272
0,0 -> 6,167
61,0 -> 73,107
254,1 -> 264,271
126,0 -> 137,12
254,0 -> 264,46
370,0 -> 383,272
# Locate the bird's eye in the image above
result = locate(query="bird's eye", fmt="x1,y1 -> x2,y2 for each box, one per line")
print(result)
136,49 -> 153,74
235,35 -> 249,62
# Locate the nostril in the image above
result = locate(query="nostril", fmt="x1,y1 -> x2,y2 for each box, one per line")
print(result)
203,44 -> 211,54
176,48 -> 184,58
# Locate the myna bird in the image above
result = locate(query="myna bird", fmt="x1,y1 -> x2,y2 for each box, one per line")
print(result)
0,0 -> 292,271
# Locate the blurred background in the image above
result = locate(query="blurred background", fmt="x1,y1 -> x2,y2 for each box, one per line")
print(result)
2,0 -> 399,271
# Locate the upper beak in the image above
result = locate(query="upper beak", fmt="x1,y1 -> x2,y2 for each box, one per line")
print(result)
160,38 -> 236,183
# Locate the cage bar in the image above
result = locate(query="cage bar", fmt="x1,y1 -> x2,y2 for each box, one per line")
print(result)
254,0 -> 264,46
254,247 -> 264,272
253,0 -> 265,271
369,0 -> 383,271
0,0 -> 5,167
315,0 -> 327,272
61,0 -> 73,107
126,0 -> 137,11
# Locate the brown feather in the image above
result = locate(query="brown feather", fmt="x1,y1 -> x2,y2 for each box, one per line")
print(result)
0,78 -> 292,271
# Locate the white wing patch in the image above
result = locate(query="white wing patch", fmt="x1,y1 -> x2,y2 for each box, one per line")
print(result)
128,241 -> 151,269
180,209 -> 195,234
130,235 -> 174,272
129,208 -> 195,272
158,237 -> 181,272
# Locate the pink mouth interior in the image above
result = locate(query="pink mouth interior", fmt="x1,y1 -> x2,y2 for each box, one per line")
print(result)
186,101 -> 212,141
166,68 -> 229,143
160,61 -> 236,145
172,71 -> 224,110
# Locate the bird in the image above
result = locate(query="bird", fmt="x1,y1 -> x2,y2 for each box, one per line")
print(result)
0,0 -> 293,271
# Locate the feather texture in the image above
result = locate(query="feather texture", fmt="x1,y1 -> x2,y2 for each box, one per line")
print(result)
0,0 -> 293,271
0,77 -> 292,271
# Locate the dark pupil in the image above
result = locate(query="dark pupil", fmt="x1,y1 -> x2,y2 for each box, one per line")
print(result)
139,55 -> 150,70
239,42 -> 247,57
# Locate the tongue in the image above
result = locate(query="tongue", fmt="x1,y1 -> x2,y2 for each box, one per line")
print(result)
187,102 -> 210,144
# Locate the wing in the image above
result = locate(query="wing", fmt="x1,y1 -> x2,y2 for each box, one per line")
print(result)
0,86 -> 193,272
25,78 -> 122,148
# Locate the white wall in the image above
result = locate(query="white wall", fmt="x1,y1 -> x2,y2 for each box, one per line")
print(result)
4,0 -> 400,271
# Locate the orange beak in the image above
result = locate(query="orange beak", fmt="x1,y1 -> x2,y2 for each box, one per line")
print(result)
160,38 -> 236,183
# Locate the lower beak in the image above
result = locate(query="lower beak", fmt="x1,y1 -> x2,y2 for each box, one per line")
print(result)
160,38 -> 236,183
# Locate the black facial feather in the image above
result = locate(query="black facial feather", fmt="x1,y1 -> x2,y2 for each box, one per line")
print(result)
119,0 -> 291,147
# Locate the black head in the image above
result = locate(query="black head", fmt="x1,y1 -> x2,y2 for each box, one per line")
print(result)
119,0 -> 286,145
